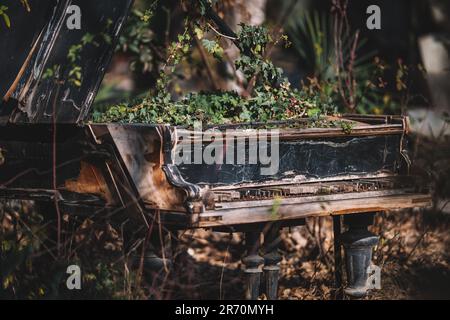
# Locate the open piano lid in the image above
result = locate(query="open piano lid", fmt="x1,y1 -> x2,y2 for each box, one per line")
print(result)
0,0 -> 133,124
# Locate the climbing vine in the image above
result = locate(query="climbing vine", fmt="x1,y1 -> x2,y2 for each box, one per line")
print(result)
94,1 -> 339,127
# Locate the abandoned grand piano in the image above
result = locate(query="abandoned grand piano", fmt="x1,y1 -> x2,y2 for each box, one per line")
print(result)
0,0 -> 431,299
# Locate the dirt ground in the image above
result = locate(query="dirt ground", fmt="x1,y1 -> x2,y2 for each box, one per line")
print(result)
163,209 -> 450,300
2,200 -> 449,300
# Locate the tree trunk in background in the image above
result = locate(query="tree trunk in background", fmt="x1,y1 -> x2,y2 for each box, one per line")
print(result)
419,0 -> 450,113
224,0 -> 267,29
221,0 -> 268,92
428,0 -> 450,34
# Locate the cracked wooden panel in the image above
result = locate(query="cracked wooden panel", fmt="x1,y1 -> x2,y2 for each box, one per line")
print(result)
176,134 -> 403,186
194,192 -> 432,228
64,161 -> 115,206
103,124 -> 188,212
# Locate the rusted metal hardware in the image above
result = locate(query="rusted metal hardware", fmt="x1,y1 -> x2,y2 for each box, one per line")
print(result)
341,213 -> 379,298
243,231 -> 264,300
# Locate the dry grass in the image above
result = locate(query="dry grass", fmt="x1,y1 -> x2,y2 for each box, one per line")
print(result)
164,210 -> 450,300
1,198 -> 448,299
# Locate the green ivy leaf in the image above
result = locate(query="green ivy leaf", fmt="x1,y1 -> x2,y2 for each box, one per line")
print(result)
307,108 -> 321,118
201,39 -> 223,59
1,12 -> 11,28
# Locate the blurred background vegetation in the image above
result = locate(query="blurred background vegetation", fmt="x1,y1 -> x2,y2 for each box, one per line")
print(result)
94,0 -> 446,116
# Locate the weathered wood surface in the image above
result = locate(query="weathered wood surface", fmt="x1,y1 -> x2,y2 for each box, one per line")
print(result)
1,0 -> 133,124
90,124 -> 188,212
0,120 -> 428,229
191,192 -> 432,228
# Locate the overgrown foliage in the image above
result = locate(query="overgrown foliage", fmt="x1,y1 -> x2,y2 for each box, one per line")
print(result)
287,8 -> 404,115
94,86 -> 336,126
94,7 -> 337,126
116,4 -> 159,73
0,201 -> 145,299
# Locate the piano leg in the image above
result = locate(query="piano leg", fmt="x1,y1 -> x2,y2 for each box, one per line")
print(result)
142,247 -> 172,273
341,213 -> 379,298
263,225 -> 282,300
243,231 -> 264,300
130,226 -> 172,293
332,215 -> 344,299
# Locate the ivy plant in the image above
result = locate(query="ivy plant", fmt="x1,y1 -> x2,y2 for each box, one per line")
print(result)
95,4 -> 339,128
